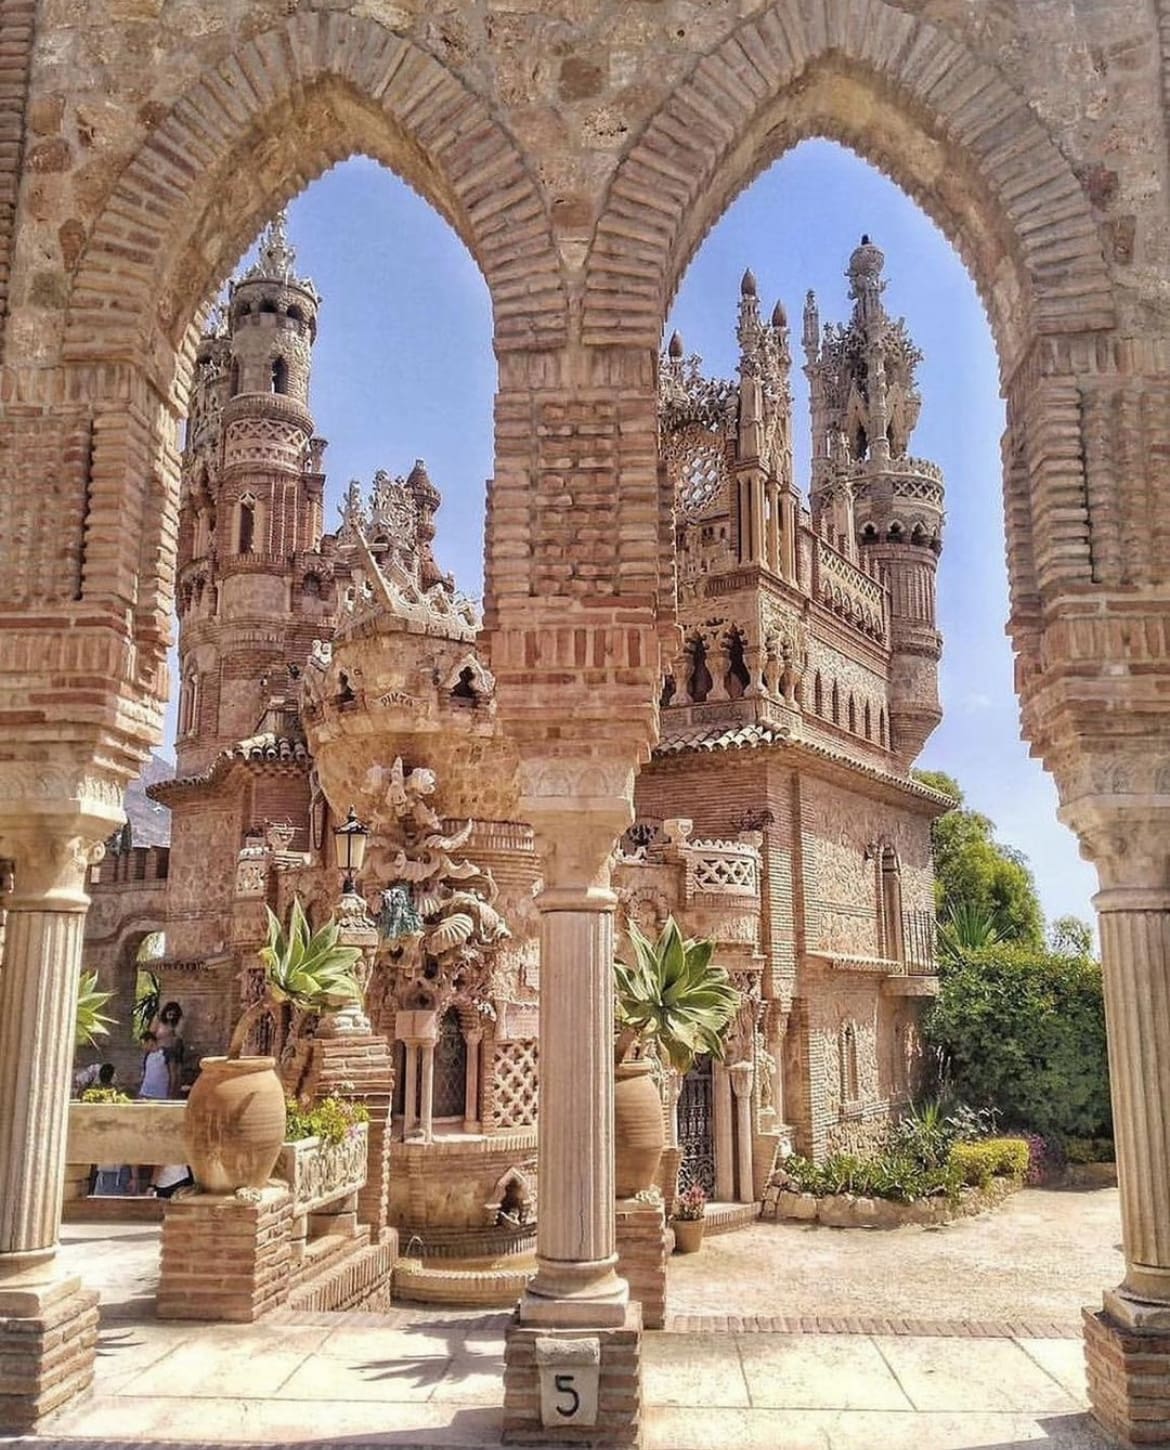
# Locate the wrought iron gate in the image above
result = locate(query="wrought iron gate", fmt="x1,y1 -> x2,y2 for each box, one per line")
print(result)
678,1053 -> 716,1196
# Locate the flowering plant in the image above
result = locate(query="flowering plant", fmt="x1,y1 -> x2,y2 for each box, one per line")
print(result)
674,1182 -> 708,1222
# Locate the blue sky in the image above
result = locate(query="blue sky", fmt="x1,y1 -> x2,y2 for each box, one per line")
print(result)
183,142 -> 1097,928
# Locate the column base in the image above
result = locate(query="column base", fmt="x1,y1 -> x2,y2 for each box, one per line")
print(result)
0,1275 -> 99,1433
157,1186 -> 292,1322
1086,1292 -> 1170,1445
521,1255 -> 629,1327
503,1302 -> 643,1447
615,1198 -> 668,1331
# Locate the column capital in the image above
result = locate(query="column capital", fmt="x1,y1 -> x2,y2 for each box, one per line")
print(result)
1058,794 -> 1170,902
519,753 -> 636,896
0,760 -> 123,906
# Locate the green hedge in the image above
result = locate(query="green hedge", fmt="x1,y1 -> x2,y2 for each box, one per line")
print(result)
948,1137 -> 1030,1188
925,945 -> 1111,1140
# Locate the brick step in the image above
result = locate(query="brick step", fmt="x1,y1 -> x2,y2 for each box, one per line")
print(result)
704,1200 -> 761,1235
286,1240 -> 395,1314
294,1225 -> 371,1282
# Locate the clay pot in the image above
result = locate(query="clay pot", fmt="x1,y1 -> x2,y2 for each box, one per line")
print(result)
614,1059 -> 665,1198
672,1217 -> 705,1254
184,1056 -> 287,1193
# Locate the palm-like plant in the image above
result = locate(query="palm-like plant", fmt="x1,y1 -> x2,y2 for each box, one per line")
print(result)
75,970 -> 116,1048
228,898 -> 363,1058
614,916 -> 740,1073
938,901 -> 1005,963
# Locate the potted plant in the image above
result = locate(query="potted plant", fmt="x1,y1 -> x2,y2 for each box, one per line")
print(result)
184,898 -> 363,1194
672,1182 -> 707,1253
613,915 -> 739,1197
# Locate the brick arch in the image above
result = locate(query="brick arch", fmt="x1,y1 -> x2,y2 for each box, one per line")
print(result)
63,12 -> 565,384
583,0 -> 1115,376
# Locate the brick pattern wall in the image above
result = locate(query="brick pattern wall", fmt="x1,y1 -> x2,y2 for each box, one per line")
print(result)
503,1305 -> 643,1447
157,1186 -> 293,1322
1084,1307 -> 1170,1446
0,0 -> 33,352
0,1281 -> 98,1434
616,1199 -> 668,1331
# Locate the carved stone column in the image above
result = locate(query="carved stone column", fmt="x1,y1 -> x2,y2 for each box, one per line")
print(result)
730,1062 -> 754,1205
713,1063 -> 735,1203
0,780 -> 120,1432
520,793 -> 631,1324
464,1029 -> 483,1133
1064,797 -> 1170,1444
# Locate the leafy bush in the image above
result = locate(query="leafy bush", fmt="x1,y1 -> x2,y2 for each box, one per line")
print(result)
782,1151 -> 960,1205
886,1097 -> 999,1169
948,1137 -> 1029,1189
284,1095 -> 369,1145
924,945 -> 1111,1140
1064,1136 -> 1115,1165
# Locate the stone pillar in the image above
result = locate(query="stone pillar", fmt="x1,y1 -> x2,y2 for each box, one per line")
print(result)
730,1063 -> 755,1205
419,1042 -> 435,1144
464,1029 -> 483,1133
0,796 -> 116,1433
402,1042 -> 418,1139
765,479 -> 780,574
1065,804 -> 1170,1444
713,1063 -> 735,1203
504,780 -> 642,1447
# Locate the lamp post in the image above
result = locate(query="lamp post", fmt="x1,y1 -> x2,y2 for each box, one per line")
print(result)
324,804 -> 374,1037
333,804 -> 368,895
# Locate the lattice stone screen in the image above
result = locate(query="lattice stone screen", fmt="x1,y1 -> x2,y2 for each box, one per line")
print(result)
491,1038 -> 538,1129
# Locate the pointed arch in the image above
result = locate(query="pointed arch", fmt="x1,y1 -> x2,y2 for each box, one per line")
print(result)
64,13 -> 566,394
584,0 -> 1114,377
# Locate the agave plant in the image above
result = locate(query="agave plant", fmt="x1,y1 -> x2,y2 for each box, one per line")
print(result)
75,970 -> 116,1049
613,916 -> 740,1073
937,900 -> 1005,963
227,898 -> 363,1058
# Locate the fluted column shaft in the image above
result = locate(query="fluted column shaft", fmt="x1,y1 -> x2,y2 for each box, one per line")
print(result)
1098,891 -> 1170,1301
520,796 -> 631,1326
0,824 -> 100,1280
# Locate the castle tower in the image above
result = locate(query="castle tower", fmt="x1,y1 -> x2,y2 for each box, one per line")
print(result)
174,214 -> 330,775
803,237 -> 944,763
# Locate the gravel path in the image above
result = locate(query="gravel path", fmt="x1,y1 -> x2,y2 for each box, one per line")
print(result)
667,1186 -> 1123,1325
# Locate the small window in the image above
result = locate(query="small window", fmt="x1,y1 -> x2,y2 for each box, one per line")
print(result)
271,356 -> 289,394
287,305 -> 304,324
238,498 -> 255,553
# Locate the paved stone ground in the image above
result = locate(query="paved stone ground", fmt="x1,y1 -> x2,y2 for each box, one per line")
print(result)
9,1191 -> 1122,1449
669,1186 -> 1124,1330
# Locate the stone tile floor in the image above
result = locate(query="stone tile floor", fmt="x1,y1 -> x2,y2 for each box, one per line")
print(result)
7,1191 -> 1124,1450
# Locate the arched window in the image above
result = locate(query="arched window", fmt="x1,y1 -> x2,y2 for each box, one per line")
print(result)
179,669 -> 199,736
879,845 -> 905,963
864,701 -> 872,739
831,680 -> 840,725
287,305 -> 304,324
229,359 -> 240,396
433,1009 -> 467,1119
271,356 -> 289,394
839,1023 -> 859,1105
879,707 -> 888,747
813,672 -> 823,715
848,695 -> 857,733
687,637 -> 713,704
724,629 -> 750,699
238,495 -> 256,553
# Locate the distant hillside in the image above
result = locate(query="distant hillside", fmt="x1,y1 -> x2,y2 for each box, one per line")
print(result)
122,754 -> 173,848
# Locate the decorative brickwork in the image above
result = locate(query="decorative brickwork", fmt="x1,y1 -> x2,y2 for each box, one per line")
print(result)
1085,1306 -> 1170,1446
157,1186 -> 294,1323
503,1304 -> 643,1448
0,1279 -> 97,1434
615,1198 -> 668,1332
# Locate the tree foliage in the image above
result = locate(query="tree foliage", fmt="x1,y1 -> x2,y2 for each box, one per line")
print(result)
913,769 -> 1044,947
924,944 -> 1111,1139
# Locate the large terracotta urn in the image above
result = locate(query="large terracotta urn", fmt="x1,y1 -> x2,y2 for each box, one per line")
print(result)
614,1058 -> 665,1197
184,1057 -> 287,1193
